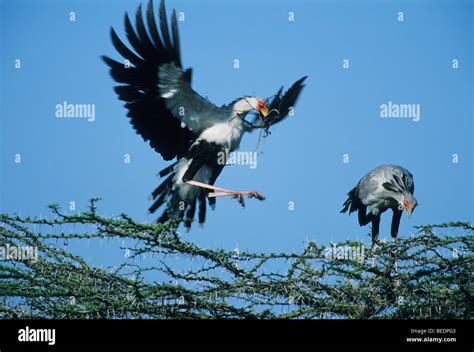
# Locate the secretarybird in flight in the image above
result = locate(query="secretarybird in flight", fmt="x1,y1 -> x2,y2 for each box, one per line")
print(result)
341,165 -> 417,248
103,0 -> 307,228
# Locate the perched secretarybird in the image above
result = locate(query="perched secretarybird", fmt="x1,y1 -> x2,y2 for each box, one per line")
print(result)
341,164 -> 417,247
103,0 -> 307,227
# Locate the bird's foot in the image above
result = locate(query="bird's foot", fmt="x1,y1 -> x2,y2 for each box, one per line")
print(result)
233,192 -> 245,206
186,180 -> 265,206
232,191 -> 265,207
394,263 -> 401,286
370,242 -> 379,268
371,241 -> 380,253
245,190 -> 265,201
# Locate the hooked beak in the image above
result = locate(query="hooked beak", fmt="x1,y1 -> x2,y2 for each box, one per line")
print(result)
257,103 -> 269,117
404,203 -> 413,218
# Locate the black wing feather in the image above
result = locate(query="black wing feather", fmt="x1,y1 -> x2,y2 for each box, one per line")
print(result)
146,0 -> 164,49
110,28 -> 143,66
159,0 -> 173,55
103,0 -> 194,160
124,14 -> 148,59
171,10 -> 181,65
266,76 -> 307,125
135,5 -> 156,52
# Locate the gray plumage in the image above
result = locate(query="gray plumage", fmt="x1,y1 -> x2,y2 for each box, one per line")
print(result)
158,62 -> 231,134
341,164 -> 417,246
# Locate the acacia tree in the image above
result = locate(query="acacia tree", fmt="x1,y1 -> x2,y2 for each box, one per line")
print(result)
0,199 -> 472,319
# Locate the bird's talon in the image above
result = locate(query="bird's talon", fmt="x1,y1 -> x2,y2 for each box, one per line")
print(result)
371,242 -> 380,253
232,192 -> 245,207
249,191 -> 265,201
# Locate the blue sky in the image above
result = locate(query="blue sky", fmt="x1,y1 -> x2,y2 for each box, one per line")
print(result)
1,0 -> 472,266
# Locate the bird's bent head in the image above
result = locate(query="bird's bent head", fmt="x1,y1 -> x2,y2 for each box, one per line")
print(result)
401,194 -> 417,218
238,97 -> 269,117
235,96 -> 267,115
256,99 -> 269,117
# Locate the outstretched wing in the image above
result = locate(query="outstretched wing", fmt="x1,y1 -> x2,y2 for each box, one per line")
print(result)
102,0 -> 226,160
264,76 -> 307,126
157,61 -> 228,133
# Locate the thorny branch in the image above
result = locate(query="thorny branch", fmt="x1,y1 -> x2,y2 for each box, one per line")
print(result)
0,199 -> 472,319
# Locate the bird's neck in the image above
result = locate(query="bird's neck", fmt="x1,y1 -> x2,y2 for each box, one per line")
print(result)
230,98 -> 256,130
229,114 -> 245,129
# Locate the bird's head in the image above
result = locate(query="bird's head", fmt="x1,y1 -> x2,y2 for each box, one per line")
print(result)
255,99 -> 269,117
399,193 -> 417,218
238,96 -> 269,117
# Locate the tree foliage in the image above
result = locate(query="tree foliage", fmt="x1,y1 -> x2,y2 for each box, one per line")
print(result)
0,199 -> 472,319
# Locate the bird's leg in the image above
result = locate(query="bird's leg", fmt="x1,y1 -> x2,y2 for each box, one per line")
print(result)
391,210 -> 402,272
185,180 -> 265,207
391,209 -> 403,286
358,207 -> 379,267
181,158 -> 264,207
371,214 -> 381,248
371,215 -> 381,268
358,206 -> 373,226
390,209 -> 402,242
